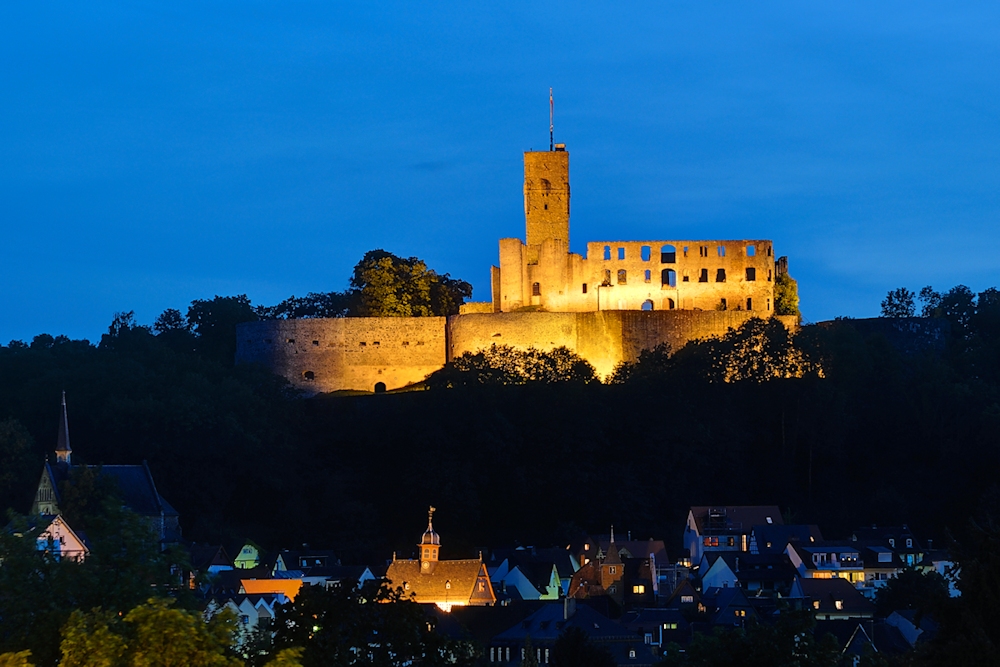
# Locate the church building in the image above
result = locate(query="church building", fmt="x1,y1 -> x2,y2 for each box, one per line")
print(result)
31,393 -> 181,546
384,508 -> 496,612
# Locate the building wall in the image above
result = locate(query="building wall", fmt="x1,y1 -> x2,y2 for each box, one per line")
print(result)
523,149 -> 570,257
497,237 -> 777,314
451,311 -> 797,379
237,318 -> 446,394
236,312 -> 798,394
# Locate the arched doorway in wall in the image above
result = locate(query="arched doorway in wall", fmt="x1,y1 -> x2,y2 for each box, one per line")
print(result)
302,370 -> 315,381
374,382 -> 387,394
642,299 -> 654,311
665,298 -> 676,310
661,269 -> 676,287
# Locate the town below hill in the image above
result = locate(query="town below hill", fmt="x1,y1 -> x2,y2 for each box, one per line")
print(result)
0,283 -> 998,665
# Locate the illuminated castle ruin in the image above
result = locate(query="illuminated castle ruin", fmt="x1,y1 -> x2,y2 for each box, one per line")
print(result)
237,144 -> 795,394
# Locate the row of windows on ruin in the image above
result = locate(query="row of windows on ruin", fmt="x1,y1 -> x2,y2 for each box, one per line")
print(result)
599,244 -> 771,263
529,267 -> 769,296
252,338 -> 427,347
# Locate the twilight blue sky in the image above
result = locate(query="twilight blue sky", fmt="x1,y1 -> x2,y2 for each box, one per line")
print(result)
3,2 -> 999,343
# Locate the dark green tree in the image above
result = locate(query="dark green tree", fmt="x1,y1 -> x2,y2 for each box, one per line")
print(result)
873,567 -> 951,619
270,581 -> 476,667
0,420 -> 37,513
881,288 -> 916,318
187,295 -> 259,364
550,627 -> 614,667
349,250 -> 471,317
773,273 -> 800,317
425,344 -> 596,388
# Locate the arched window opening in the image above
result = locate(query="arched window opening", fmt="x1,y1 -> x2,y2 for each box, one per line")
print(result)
719,298 -> 728,311
667,298 -> 676,310
532,282 -> 541,296
540,178 -> 551,192
747,298 -> 753,310
302,371 -> 315,381
644,269 -> 651,283
746,267 -> 756,281
603,245 -> 611,260
699,269 -> 709,283
641,246 -> 651,262
716,268 -> 727,283
642,299 -> 654,311
661,245 -> 676,264
604,269 -> 612,284
374,382 -> 387,394
661,268 -> 677,287
617,269 -> 627,284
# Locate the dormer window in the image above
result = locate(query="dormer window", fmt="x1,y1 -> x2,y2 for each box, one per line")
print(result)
835,600 -> 844,610
889,538 -> 895,548
906,538 -> 912,548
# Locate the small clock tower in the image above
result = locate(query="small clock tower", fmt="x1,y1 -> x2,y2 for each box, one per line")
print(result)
419,506 -> 440,573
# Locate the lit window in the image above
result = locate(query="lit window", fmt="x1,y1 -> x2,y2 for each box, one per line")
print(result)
609,566 -> 617,574
813,600 -> 820,610
633,585 -> 645,594
835,600 -> 844,610
681,595 -> 694,604
629,649 -> 636,659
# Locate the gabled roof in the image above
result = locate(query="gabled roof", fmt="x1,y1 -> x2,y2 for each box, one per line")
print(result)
751,524 -> 823,554
187,544 -> 232,571
791,577 -> 874,616
665,579 -> 700,608
385,558 -> 493,605
596,539 -> 668,563
240,578 -> 302,599
46,461 -> 178,518
689,506 -> 783,534
493,602 -> 636,643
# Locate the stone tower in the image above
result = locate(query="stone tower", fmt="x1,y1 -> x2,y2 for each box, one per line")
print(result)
523,145 -> 570,262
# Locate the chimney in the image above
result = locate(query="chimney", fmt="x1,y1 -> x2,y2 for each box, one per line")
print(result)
563,597 -> 576,620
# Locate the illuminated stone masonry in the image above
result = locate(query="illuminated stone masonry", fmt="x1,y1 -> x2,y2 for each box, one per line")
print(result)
236,143 -> 794,394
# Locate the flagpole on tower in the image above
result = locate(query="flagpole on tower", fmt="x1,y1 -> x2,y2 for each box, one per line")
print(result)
549,88 -> 554,151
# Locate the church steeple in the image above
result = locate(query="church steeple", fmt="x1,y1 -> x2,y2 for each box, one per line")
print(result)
55,391 -> 72,466
419,506 -> 440,571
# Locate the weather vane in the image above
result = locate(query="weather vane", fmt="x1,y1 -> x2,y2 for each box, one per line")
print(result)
549,88 -> 554,151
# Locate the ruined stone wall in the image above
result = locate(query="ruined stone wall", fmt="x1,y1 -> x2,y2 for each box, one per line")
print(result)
237,312 -> 797,392
449,311 -> 798,379
496,238 -> 777,315
236,318 -> 446,395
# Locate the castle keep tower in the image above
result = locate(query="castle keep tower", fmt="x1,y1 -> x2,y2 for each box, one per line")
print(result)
523,146 -> 570,260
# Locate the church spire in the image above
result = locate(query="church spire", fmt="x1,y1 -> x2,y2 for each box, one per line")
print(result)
55,391 -> 71,465
419,506 -> 440,570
